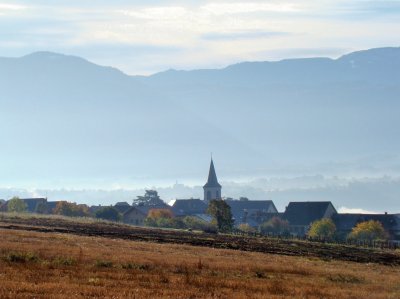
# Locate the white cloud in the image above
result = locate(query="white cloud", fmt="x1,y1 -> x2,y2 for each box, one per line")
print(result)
0,3 -> 27,15
338,206 -> 380,214
116,6 -> 187,20
0,1 -> 400,74
201,2 -> 301,15
0,3 -> 27,10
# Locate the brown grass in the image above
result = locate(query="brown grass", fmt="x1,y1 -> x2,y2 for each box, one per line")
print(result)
0,228 -> 399,298
1,213 -> 399,266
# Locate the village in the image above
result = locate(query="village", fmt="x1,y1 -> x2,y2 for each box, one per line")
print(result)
1,159 -> 399,242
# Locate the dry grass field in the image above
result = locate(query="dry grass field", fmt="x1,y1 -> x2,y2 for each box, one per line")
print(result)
1,227 -> 400,299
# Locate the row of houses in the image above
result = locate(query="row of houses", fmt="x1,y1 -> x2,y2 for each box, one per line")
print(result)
1,159 -> 399,239
0,197 -> 60,214
115,160 -> 400,240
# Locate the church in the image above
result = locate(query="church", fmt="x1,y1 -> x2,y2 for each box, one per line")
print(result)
171,158 -> 278,226
203,158 -> 222,202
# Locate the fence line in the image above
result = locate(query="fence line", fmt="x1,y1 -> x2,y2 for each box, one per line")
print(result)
230,230 -> 400,250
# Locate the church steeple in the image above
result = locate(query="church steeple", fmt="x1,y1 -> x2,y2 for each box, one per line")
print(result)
204,159 -> 221,188
203,159 -> 222,202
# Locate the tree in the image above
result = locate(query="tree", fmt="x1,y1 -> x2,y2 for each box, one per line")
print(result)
95,207 -> 121,222
7,197 -> 27,213
144,208 -> 182,228
259,217 -> 289,235
348,220 -> 388,241
133,190 -> 165,206
206,199 -> 234,232
147,208 -> 173,219
307,218 -> 336,240
53,201 -> 89,217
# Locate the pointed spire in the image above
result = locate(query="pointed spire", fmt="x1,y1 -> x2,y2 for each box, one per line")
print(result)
203,158 -> 221,188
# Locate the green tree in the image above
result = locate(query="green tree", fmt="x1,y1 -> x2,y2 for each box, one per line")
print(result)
348,220 -> 388,241
307,218 -> 336,240
259,217 -> 289,235
95,207 -> 121,222
7,197 -> 27,213
206,199 -> 234,232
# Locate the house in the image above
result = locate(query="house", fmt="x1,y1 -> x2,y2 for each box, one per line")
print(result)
123,190 -> 171,225
123,206 -> 148,226
89,205 -> 107,215
171,199 -> 207,217
22,198 -> 47,213
114,202 -> 131,214
122,204 -> 171,225
283,201 -> 337,236
333,213 -> 400,240
225,198 -> 278,227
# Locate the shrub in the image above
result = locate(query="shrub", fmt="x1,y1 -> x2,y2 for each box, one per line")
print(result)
238,223 -> 256,233
53,256 -> 76,266
348,220 -> 388,241
5,252 -> 39,263
308,218 -> 336,240
259,217 -> 289,235
7,197 -> 27,213
120,262 -> 152,270
202,223 -> 218,234
95,260 -> 113,268
183,216 -> 210,230
327,274 -> 364,284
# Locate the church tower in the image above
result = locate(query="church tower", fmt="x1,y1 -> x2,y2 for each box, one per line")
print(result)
203,159 -> 222,202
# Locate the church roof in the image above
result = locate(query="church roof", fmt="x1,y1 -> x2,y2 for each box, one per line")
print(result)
283,201 -> 336,226
203,159 -> 221,188
225,199 -> 278,224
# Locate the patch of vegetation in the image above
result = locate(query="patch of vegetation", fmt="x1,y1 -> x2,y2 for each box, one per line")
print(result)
95,260 -> 113,268
254,269 -> 266,278
52,256 -> 76,266
121,262 -> 153,271
327,274 -> 364,284
4,251 -> 39,263
88,277 -> 101,285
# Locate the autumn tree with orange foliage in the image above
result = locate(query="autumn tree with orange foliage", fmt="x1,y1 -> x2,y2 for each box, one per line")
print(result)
145,208 -> 184,228
147,208 -> 174,219
53,201 -> 89,217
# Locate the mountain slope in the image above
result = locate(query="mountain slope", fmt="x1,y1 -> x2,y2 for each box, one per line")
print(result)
0,48 -> 400,184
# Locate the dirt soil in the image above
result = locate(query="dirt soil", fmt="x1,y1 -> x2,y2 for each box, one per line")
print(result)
1,216 -> 399,266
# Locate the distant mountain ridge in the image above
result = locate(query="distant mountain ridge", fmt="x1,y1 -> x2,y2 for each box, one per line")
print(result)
0,47 -> 400,184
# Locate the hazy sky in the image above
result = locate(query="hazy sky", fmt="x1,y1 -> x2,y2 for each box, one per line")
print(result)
0,0 -> 399,74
